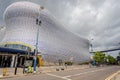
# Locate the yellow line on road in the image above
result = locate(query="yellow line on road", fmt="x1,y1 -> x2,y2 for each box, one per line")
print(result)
105,70 -> 120,80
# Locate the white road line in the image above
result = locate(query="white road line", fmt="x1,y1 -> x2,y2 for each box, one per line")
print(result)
46,73 -> 72,80
63,67 -> 113,78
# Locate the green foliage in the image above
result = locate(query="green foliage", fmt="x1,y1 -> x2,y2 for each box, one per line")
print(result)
93,52 -> 116,65
93,52 -> 105,63
106,55 -> 116,64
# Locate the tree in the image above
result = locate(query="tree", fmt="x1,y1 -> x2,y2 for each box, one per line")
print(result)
106,55 -> 116,64
93,52 -> 106,64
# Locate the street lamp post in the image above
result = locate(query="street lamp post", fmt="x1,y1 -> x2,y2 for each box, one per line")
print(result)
90,43 -> 93,52
33,6 -> 44,73
90,38 -> 94,52
33,19 -> 41,73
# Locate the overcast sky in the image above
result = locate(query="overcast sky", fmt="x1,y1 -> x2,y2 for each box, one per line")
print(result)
0,0 -> 120,55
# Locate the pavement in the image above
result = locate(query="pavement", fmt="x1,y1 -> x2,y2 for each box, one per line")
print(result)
0,65 -> 89,79
0,65 -> 120,80
115,74 -> 120,80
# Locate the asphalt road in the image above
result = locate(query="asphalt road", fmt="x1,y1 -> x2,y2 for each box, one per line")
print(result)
2,66 -> 120,80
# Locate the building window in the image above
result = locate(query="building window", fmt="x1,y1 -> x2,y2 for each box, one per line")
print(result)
3,44 -> 31,51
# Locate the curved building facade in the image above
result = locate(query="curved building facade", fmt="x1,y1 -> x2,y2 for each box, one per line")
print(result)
0,1 -> 90,63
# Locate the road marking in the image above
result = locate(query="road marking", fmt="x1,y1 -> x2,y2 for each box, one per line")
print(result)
46,73 -> 72,80
63,67 -> 113,78
105,70 -> 120,80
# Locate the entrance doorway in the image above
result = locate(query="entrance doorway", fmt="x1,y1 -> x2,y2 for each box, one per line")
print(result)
0,55 -> 12,67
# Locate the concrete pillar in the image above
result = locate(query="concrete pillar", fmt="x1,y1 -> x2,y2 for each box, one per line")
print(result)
11,55 -> 15,67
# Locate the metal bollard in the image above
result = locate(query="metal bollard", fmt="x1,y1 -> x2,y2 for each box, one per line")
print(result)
3,68 -> 7,76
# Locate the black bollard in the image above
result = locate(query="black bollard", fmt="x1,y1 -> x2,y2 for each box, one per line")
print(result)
14,53 -> 20,75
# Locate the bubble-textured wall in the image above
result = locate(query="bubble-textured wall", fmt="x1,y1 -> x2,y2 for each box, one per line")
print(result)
1,1 -> 90,63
